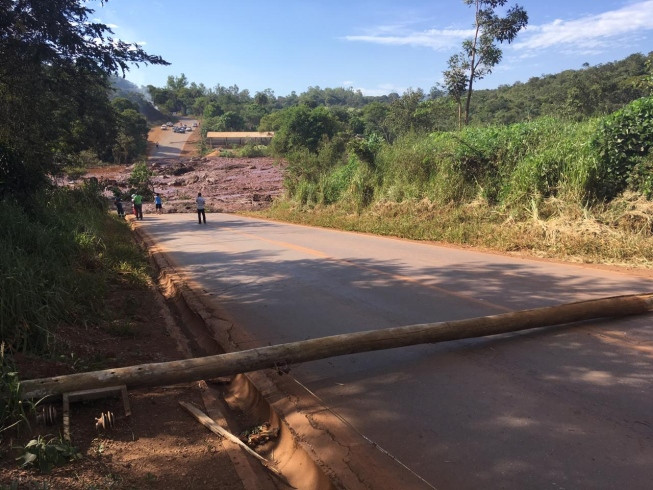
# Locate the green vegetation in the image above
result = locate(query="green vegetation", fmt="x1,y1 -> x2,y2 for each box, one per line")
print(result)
0,0 -> 168,197
16,434 -> 81,473
0,183 -> 152,436
0,344 -> 30,439
128,162 -> 155,199
252,93 -> 653,267
0,182 -> 151,354
447,0 -> 528,125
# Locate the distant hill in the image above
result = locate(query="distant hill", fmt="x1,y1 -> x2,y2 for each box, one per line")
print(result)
112,50 -> 653,129
469,52 -> 652,125
110,77 -> 165,123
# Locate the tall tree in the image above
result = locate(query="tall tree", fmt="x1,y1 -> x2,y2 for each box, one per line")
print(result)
455,0 -> 528,125
0,0 -> 168,195
443,54 -> 470,129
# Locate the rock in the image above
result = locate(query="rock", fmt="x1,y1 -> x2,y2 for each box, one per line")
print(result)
252,194 -> 272,202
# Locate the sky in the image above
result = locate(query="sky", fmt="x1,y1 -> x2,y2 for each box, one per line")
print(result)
97,0 -> 653,97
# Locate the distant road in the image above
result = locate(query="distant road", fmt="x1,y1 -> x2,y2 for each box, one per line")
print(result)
149,118 -> 197,159
138,213 -> 653,489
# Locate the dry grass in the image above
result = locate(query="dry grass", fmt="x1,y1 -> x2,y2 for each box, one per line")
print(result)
253,194 -> 653,269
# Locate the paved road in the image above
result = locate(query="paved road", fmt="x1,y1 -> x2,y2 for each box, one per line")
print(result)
139,213 -> 653,489
149,118 -> 197,159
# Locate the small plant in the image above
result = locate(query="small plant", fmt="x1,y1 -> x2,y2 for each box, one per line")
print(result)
128,162 -> 154,199
238,143 -> 268,158
0,343 -> 30,438
16,434 -> 81,473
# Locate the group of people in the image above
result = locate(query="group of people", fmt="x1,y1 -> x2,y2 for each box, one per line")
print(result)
113,192 -> 207,224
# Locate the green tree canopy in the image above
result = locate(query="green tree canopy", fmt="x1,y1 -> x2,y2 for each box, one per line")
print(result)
269,105 -> 340,154
453,0 -> 528,125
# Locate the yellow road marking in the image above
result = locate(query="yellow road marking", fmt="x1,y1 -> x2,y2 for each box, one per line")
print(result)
234,230 -> 508,312
148,222 -> 653,356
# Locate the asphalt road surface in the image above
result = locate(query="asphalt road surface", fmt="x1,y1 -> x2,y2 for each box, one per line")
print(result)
138,213 -> 653,489
150,118 -> 197,159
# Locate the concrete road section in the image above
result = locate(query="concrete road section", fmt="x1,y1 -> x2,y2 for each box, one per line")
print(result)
150,118 -> 198,159
137,213 -> 653,489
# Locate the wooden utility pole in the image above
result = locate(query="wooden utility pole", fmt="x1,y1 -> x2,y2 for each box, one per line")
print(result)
20,293 -> 653,400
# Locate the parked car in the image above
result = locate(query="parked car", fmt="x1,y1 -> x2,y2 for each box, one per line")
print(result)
161,125 -> 167,130
166,122 -> 173,127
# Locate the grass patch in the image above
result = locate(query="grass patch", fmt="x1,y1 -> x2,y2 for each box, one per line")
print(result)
251,195 -> 653,268
0,182 -> 152,353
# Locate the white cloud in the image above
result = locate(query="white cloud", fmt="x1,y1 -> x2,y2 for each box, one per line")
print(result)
513,0 -> 653,52
344,28 -> 473,51
354,83 -> 407,96
346,1 -> 653,58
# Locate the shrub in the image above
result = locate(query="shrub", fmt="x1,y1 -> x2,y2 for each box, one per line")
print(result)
0,182 -> 150,353
590,96 -> 653,200
16,435 -> 81,473
128,161 -> 154,199
238,143 -> 268,158
0,343 -> 30,438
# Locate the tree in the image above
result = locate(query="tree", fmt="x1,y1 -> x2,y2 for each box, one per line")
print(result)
454,0 -> 528,125
0,0 -> 168,195
270,106 -> 340,154
128,162 -> 154,198
443,54 -> 470,129
220,112 -> 245,131
112,105 -> 149,163
384,89 -> 426,140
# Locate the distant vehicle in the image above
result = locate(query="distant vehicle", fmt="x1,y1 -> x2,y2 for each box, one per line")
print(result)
166,122 -> 173,127
161,125 -> 167,130
192,122 -> 198,127
186,127 -> 193,132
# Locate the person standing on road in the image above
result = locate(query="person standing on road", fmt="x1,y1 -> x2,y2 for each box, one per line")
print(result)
154,193 -> 163,214
132,192 -> 143,220
114,196 -> 125,218
196,192 -> 206,224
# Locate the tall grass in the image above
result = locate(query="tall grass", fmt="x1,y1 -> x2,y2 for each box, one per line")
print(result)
371,117 -> 602,208
255,113 -> 653,267
0,182 -> 151,353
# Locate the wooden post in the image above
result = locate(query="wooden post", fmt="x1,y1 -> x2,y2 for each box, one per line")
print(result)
19,293 -> 653,400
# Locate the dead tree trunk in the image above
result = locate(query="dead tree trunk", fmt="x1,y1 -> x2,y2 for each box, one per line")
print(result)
20,293 -> 653,400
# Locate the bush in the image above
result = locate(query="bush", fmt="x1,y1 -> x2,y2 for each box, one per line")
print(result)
128,161 -> 154,199
590,96 -> 653,200
0,343 -> 30,438
16,435 -> 81,473
0,182 -> 149,353
238,143 -> 268,158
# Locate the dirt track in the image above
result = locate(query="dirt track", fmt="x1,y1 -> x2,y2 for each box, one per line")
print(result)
85,124 -> 285,216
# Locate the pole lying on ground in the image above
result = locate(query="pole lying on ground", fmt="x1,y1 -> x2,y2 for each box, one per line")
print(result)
20,293 -> 653,400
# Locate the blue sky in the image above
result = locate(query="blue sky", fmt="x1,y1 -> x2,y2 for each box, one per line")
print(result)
98,0 -> 653,96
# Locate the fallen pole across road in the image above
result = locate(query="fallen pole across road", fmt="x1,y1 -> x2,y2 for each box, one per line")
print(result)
20,293 -> 653,400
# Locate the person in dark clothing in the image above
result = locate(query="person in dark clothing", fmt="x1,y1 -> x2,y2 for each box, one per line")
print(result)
114,197 -> 125,218
196,192 -> 206,224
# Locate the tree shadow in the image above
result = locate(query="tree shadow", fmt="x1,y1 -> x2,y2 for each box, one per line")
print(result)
140,216 -> 653,489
